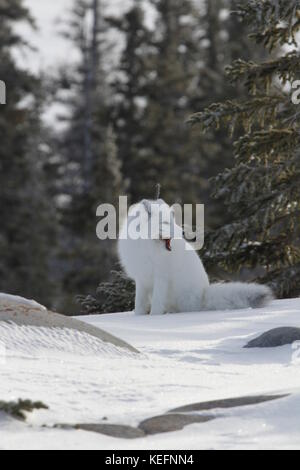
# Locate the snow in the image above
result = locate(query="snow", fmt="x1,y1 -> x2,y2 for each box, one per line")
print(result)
0,297 -> 300,449
0,293 -> 46,312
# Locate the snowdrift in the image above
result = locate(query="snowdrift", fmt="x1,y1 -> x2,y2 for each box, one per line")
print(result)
0,294 -> 300,449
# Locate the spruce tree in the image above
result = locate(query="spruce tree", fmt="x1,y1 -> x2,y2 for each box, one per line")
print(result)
112,0 -> 262,220
138,0 -> 205,204
111,0 -> 205,205
191,0 -> 300,298
191,0 -> 266,228
57,0 -> 123,313
77,266 -> 135,314
0,0 -> 57,306
110,1 -> 151,204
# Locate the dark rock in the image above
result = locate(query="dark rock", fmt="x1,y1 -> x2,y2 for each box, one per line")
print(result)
170,394 -> 288,413
75,423 -> 145,439
55,395 -> 289,439
139,413 -> 215,435
54,424 -> 74,430
245,327 -> 300,348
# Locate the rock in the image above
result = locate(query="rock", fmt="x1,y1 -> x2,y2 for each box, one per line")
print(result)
139,413 -> 215,435
170,394 -> 288,413
56,416 -> 214,438
0,293 -> 46,313
245,327 -> 300,348
74,424 -> 145,439
53,394 -> 289,439
0,293 -> 138,354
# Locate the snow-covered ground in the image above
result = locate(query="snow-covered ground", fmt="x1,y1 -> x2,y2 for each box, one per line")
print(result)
0,297 -> 300,450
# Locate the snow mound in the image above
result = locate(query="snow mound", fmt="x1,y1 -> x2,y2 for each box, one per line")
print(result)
1,296 -> 300,449
0,322 -> 135,359
0,293 -> 46,312
0,293 -> 138,354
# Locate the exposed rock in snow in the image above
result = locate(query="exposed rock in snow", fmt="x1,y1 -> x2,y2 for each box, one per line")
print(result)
245,327 -> 300,348
139,413 -> 215,435
1,297 -> 300,449
74,423 -> 145,439
170,394 -> 288,413
0,293 -> 46,312
0,322 -> 137,358
48,394 -> 289,439
0,293 -> 138,354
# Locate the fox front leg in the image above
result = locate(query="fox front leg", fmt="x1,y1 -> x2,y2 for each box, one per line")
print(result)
150,278 -> 168,316
135,282 -> 151,316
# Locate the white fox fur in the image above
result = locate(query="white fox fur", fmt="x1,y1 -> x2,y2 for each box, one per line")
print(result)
118,199 -> 273,315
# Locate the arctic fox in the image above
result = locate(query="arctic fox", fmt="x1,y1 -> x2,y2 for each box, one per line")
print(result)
118,199 -> 273,315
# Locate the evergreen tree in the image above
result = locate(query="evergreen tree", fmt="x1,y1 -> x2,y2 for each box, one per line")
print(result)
190,0 -> 266,228
110,1 -> 151,203
137,0 -> 204,204
57,0 -> 123,313
191,0 -> 300,298
77,266 -> 135,314
0,0 -> 57,306
112,0 -> 263,221
111,0 -> 205,205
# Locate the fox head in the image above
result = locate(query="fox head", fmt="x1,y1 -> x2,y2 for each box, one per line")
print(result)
127,199 -> 182,251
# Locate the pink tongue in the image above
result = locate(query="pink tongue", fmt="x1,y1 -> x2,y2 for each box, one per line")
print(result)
165,239 -> 172,252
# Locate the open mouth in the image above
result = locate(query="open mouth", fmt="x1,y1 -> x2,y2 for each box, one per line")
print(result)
165,239 -> 172,252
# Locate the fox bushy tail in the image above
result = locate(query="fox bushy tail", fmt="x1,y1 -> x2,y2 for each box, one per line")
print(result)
203,282 -> 274,311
